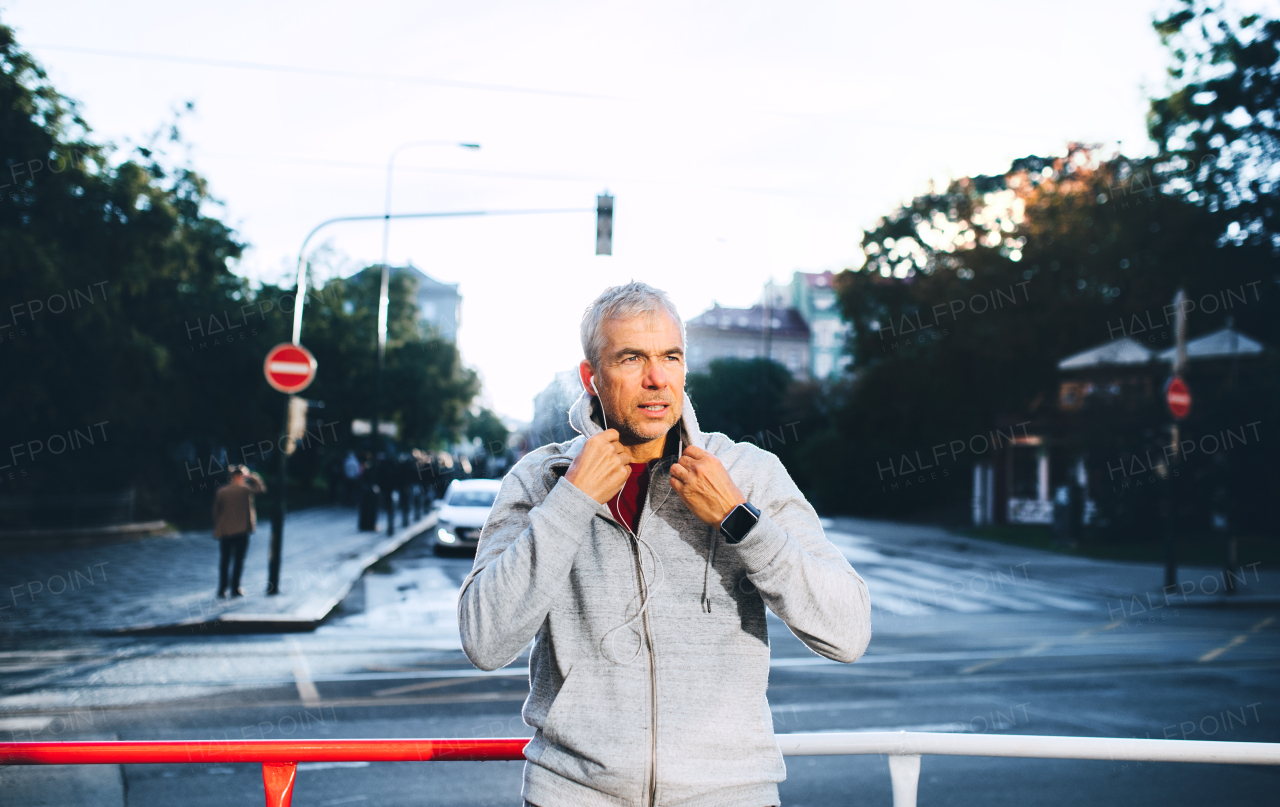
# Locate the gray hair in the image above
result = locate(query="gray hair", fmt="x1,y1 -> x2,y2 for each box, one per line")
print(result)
581,281 -> 685,369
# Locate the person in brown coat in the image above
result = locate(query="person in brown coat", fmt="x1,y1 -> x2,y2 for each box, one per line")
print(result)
212,465 -> 267,598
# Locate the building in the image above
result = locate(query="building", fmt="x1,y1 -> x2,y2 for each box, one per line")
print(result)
394,265 -> 461,341
972,324 -> 1267,528
765,271 -> 851,380
685,304 -> 811,380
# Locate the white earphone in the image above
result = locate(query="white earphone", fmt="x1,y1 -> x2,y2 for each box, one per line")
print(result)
590,376 -> 606,430
588,370 -> 668,665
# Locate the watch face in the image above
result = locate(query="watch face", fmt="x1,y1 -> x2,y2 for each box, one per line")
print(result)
721,503 -> 759,544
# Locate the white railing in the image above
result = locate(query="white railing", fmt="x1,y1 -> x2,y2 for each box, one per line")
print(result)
776,732 -> 1280,807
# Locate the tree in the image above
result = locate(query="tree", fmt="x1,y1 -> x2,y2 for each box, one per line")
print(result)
0,23 -> 253,523
687,358 -> 793,446
466,408 -> 510,455
1147,0 -> 1280,245
816,145 -> 1279,531
0,23 -> 483,529
293,267 -> 479,450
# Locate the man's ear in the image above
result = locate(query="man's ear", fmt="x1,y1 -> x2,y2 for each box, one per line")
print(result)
578,359 -> 597,396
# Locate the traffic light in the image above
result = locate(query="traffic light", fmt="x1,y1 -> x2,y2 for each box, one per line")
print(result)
596,193 -> 613,255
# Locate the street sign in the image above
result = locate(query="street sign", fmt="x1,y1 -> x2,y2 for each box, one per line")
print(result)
1165,375 -> 1191,420
264,343 -> 317,394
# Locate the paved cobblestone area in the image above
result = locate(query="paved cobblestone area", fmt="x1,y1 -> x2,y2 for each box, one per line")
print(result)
0,507 -> 435,637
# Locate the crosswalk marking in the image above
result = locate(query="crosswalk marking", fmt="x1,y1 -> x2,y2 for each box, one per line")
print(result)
828,532 -> 1099,617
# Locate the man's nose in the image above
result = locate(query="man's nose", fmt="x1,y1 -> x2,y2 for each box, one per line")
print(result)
642,361 -> 669,389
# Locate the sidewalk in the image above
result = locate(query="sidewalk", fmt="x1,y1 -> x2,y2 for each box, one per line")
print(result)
826,516 -> 1280,611
0,506 -> 436,637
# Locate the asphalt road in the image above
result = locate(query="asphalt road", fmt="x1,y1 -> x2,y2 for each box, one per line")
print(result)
2,519 -> 1278,806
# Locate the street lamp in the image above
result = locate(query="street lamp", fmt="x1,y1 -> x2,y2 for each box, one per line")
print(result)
378,139 -> 483,379
374,140 -> 479,534
275,199 -> 595,577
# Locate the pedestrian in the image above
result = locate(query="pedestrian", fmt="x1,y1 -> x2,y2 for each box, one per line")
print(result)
342,449 -> 361,505
458,282 -> 872,807
212,464 -> 267,598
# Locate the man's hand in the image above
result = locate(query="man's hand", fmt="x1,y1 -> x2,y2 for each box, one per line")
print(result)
564,429 -> 630,503
669,445 -> 746,526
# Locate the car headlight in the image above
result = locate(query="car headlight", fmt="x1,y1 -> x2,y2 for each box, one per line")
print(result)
437,526 -> 456,544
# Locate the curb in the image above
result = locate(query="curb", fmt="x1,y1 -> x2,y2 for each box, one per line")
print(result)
110,512 -> 438,636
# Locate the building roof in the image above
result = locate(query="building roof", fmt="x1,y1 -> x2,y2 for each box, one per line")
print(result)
1156,326 -> 1265,361
687,304 -> 810,339
1057,337 -> 1155,370
395,264 -> 459,294
798,270 -> 837,288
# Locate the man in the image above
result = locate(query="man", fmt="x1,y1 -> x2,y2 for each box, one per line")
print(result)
459,282 -> 871,807
212,464 -> 267,598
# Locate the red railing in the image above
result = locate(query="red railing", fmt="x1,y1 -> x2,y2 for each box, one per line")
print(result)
7,733 -> 1280,807
0,739 -> 529,807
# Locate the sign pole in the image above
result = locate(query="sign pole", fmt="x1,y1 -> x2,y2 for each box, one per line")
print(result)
263,343 -> 319,596
268,394 -> 291,595
1164,289 -> 1189,590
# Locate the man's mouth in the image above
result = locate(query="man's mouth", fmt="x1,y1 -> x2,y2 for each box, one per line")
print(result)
638,403 -> 670,414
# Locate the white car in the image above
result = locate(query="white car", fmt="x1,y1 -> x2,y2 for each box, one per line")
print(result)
433,478 -> 502,553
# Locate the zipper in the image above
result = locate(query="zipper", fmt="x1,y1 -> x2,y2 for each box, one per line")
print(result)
607,464 -> 663,807
636,467 -> 660,807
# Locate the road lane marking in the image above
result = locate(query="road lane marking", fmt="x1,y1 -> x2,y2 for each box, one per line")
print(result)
298,762 -> 370,771
959,640 -> 1053,675
0,716 -> 54,731
1075,619 -> 1125,638
1199,635 -> 1248,662
288,637 -> 322,706
1198,617 -> 1273,662
7,658 -> 1280,720
373,678 -> 472,697
959,658 -> 1003,674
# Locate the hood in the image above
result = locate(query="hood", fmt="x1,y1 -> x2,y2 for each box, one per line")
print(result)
566,389 -> 705,452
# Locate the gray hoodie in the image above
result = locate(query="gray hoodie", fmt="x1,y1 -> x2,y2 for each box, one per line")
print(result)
459,392 -> 871,807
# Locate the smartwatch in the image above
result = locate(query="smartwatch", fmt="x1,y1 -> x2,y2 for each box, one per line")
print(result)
720,502 -> 761,544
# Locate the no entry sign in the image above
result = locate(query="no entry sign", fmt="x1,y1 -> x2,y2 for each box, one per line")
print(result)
264,343 -> 317,394
1165,375 -> 1191,420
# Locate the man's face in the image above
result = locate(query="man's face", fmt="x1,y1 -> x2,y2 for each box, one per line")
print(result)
580,311 -> 685,445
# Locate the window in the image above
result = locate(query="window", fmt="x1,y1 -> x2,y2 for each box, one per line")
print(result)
447,490 -> 497,507
815,353 -> 833,378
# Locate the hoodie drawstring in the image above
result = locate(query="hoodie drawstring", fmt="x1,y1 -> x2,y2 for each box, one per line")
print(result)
700,527 -> 718,613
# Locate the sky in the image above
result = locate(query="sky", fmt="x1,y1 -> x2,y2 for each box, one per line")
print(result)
4,0 -> 1183,421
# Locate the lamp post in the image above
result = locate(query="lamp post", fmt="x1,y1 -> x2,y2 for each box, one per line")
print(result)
373,141 -> 479,534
